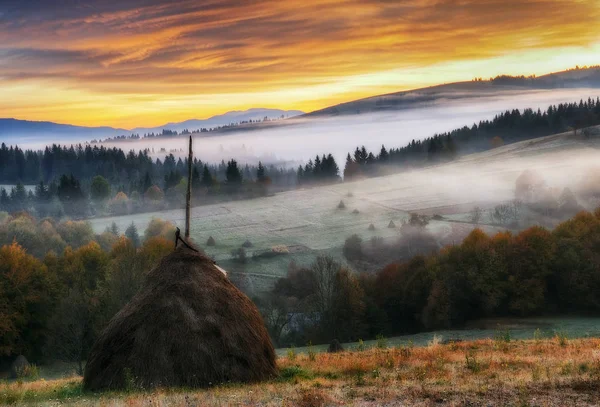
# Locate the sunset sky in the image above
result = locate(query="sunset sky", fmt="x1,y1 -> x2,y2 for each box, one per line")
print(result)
1,0 -> 599,128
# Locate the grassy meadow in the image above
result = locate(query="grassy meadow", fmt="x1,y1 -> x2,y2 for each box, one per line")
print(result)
87,130 -> 600,294
2,336 -> 600,406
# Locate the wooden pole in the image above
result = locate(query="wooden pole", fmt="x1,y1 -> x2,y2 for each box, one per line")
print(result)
185,135 -> 192,238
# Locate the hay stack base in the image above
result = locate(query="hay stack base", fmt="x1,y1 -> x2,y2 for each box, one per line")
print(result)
83,246 -> 276,391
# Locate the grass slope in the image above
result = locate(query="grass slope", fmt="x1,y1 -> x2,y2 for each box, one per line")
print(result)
2,337 -> 600,406
88,127 -> 600,294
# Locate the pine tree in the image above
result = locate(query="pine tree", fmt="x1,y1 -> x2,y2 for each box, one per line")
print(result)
226,160 -> 243,185
201,165 -> 213,188
110,222 -> 120,236
257,161 -> 266,183
379,145 -> 389,162
125,222 -> 140,248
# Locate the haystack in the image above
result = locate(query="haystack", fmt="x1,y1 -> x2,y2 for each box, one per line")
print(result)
242,239 -> 253,248
83,246 -> 276,391
338,200 -> 346,209
206,236 -> 216,246
388,220 -> 396,228
352,209 -> 360,214
368,223 -> 376,231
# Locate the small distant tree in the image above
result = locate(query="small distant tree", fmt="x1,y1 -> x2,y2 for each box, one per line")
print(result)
257,161 -> 267,183
470,206 -> 483,224
491,204 -> 512,225
144,218 -> 176,241
90,176 -> 111,202
343,234 -> 363,260
125,222 -> 141,248
201,165 -> 214,189
226,160 -> 243,185
108,192 -> 129,215
57,174 -> 87,218
110,222 -> 120,236
145,185 -> 164,201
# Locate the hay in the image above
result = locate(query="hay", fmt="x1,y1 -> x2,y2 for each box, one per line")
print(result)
338,200 -> 346,209
368,223 -> 376,231
328,340 -> 344,353
388,220 -> 396,228
83,246 -> 276,391
242,240 -> 253,248
351,209 -> 360,214
206,236 -> 216,246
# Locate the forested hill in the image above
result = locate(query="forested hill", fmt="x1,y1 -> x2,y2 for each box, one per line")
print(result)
305,66 -> 600,117
0,99 -> 599,220
342,98 -> 600,179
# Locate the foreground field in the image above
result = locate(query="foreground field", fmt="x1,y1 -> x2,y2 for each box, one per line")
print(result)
2,337 -> 600,406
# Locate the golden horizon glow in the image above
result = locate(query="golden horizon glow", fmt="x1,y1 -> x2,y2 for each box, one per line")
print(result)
0,0 -> 599,128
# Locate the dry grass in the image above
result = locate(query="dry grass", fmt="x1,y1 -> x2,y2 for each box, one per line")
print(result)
2,338 -> 600,406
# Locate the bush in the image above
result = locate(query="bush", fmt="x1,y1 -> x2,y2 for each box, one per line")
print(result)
376,334 -> 388,349
144,185 -> 164,201
296,388 -> 328,407
343,234 -> 363,260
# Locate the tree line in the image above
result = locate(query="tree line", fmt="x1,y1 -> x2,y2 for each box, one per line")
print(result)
261,208 -> 600,347
1,98 -> 599,219
2,207 -> 600,366
0,212 -> 175,372
343,98 -> 600,179
0,145 -> 298,218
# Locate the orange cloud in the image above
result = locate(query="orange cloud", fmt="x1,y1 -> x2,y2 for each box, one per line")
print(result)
0,0 -> 599,127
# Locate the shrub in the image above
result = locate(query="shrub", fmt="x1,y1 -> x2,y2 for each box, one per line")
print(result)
307,341 -> 316,362
296,388 -> 328,407
376,334 -> 388,349
279,365 -> 312,381
555,330 -> 569,347
465,351 -> 481,373
343,234 -> 363,260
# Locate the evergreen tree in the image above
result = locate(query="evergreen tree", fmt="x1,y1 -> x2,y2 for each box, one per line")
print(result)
257,161 -> 267,183
379,145 -> 389,162
110,222 -> 120,236
125,222 -> 140,248
201,165 -> 213,189
57,174 -> 87,218
226,160 -> 243,185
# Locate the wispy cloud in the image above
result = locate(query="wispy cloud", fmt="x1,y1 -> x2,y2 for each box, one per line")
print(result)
0,0 -> 599,126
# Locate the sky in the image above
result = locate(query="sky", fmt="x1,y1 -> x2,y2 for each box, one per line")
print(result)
1,0 -> 600,128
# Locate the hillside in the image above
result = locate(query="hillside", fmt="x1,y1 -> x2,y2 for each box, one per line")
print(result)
89,125 -> 600,294
305,67 -> 600,117
0,109 -> 304,144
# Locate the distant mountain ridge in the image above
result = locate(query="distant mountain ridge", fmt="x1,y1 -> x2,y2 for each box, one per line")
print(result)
0,108 -> 305,143
304,66 -> 600,117
1,66 -> 599,145
132,108 -> 304,134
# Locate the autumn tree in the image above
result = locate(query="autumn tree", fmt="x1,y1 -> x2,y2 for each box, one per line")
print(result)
0,242 -> 56,360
